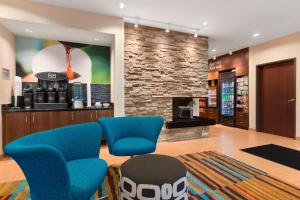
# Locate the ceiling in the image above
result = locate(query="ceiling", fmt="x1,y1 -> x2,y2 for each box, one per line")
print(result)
12,1 -> 300,57
0,19 -> 114,47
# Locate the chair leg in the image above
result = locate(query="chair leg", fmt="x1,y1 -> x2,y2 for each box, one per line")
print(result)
98,195 -> 108,200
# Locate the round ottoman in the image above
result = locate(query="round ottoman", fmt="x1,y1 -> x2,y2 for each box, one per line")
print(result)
119,154 -> 188,200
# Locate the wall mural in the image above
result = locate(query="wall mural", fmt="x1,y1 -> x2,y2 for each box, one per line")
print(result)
16,36 -> 110,84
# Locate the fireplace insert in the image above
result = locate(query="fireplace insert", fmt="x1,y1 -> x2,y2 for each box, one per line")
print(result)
166,97 -> 215,129
172,97 -> 194,120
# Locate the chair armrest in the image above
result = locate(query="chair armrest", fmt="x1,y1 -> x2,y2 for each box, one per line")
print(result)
5,144 -> 72,200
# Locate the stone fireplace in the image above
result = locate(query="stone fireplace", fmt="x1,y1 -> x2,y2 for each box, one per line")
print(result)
124,23 -> 208,122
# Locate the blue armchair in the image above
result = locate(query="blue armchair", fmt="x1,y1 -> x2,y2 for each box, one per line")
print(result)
99,116 -> 164,156
4,122 -> 107,200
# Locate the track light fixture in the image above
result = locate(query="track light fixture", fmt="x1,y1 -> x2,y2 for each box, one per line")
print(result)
123,17 -> 208,36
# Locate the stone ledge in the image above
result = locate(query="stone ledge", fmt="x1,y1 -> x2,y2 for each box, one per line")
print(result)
159,126 -> 209,142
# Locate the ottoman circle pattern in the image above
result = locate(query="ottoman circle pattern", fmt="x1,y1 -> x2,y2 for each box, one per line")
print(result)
119,154 -> 188,200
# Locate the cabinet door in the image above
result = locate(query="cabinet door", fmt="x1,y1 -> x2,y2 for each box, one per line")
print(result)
96,109 -> 113,120
51,111 -> 76,129
75,110 -> 95,124
31,112 -> 52,133
3,112 -> 31,145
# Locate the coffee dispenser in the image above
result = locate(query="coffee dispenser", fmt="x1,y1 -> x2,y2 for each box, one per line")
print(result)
23,86 -> 33,109
33,72 -> 69,109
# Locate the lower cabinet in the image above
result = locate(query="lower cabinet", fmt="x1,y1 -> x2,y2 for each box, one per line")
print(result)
30,112 -> 52,133
52,111 -> 76,129
3,112 -> 31,145
75,110 -> 96,124
2,109 -> 114,148
201,108 -> 219,123
236,111 -> 249,129
96,109 -> 114,119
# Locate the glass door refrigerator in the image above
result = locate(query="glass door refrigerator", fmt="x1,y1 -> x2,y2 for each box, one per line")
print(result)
219,72 -> 236,126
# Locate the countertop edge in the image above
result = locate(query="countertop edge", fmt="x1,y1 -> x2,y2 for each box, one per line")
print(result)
1,107 -> 114,113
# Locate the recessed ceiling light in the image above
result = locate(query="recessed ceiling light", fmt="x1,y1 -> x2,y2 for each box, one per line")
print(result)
94,38 -> 100,41
203,21 -> 208,26
252,33 -> 260,37
212,49 -> 216,52
118,2 -> 126,9
25,28 -> 33,33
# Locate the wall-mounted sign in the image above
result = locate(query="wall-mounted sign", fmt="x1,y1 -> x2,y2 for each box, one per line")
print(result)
209,60 -> 221,71
16,36 -> 111,84
35,72 -> 67,81
1,68 -> 10,80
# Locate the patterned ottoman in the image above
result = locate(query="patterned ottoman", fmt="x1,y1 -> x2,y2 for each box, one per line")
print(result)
119,154 -> 188,200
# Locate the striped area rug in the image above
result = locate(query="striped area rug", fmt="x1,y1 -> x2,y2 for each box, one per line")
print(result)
1,151 -> 300,200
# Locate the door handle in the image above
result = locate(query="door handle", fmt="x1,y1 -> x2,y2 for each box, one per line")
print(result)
288,99 -> 295,103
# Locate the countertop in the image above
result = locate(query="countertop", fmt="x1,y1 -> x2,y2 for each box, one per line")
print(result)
1,106 -> 114,113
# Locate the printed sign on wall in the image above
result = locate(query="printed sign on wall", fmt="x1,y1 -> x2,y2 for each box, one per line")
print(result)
16,36 -> 111,84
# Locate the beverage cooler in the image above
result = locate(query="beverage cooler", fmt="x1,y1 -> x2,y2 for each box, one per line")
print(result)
236,76 -> 249,113
219,72 -> 236,126
208,80 -> 218,108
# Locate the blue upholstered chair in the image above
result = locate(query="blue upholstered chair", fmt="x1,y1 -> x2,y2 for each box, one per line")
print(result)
4,122 -> 107,200
99,116 -> 164,156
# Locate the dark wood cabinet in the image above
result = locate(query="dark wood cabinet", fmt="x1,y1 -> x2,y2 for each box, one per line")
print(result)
30,112 -> 52,133
51,111 -> 76,129
2,108 -> 114,148
75,110 -> 95,124
200,108 -> 219,123
236,111 -> 249,129
3,112 -> 31,145
206,108 -> 219,123
97,109 -> 114,119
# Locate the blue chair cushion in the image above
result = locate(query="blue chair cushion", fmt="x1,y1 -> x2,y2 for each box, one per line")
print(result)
112,137 -> 156,156
67,158 -> 108,200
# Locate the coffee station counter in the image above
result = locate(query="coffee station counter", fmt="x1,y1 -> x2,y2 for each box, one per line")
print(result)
1,106 -> 114,113
1,106 -> 114,149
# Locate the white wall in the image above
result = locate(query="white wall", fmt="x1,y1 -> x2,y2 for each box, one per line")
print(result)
249,32 -> 300,137
0,23 -> 15,154
0,0 -> 125,116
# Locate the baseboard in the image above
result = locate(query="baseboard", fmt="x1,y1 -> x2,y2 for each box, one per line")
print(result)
248,128 -> 256,132
296,137 -> 300,141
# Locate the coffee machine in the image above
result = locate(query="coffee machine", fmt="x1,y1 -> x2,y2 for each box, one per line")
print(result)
33,72 -> 69,109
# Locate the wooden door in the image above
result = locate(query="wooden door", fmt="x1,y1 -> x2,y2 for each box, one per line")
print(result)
30,112 -> 52,133
3,112 -> 31,145
257,59 -> 296,138
51,111 -> 76,129
75,110 -> 95,124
